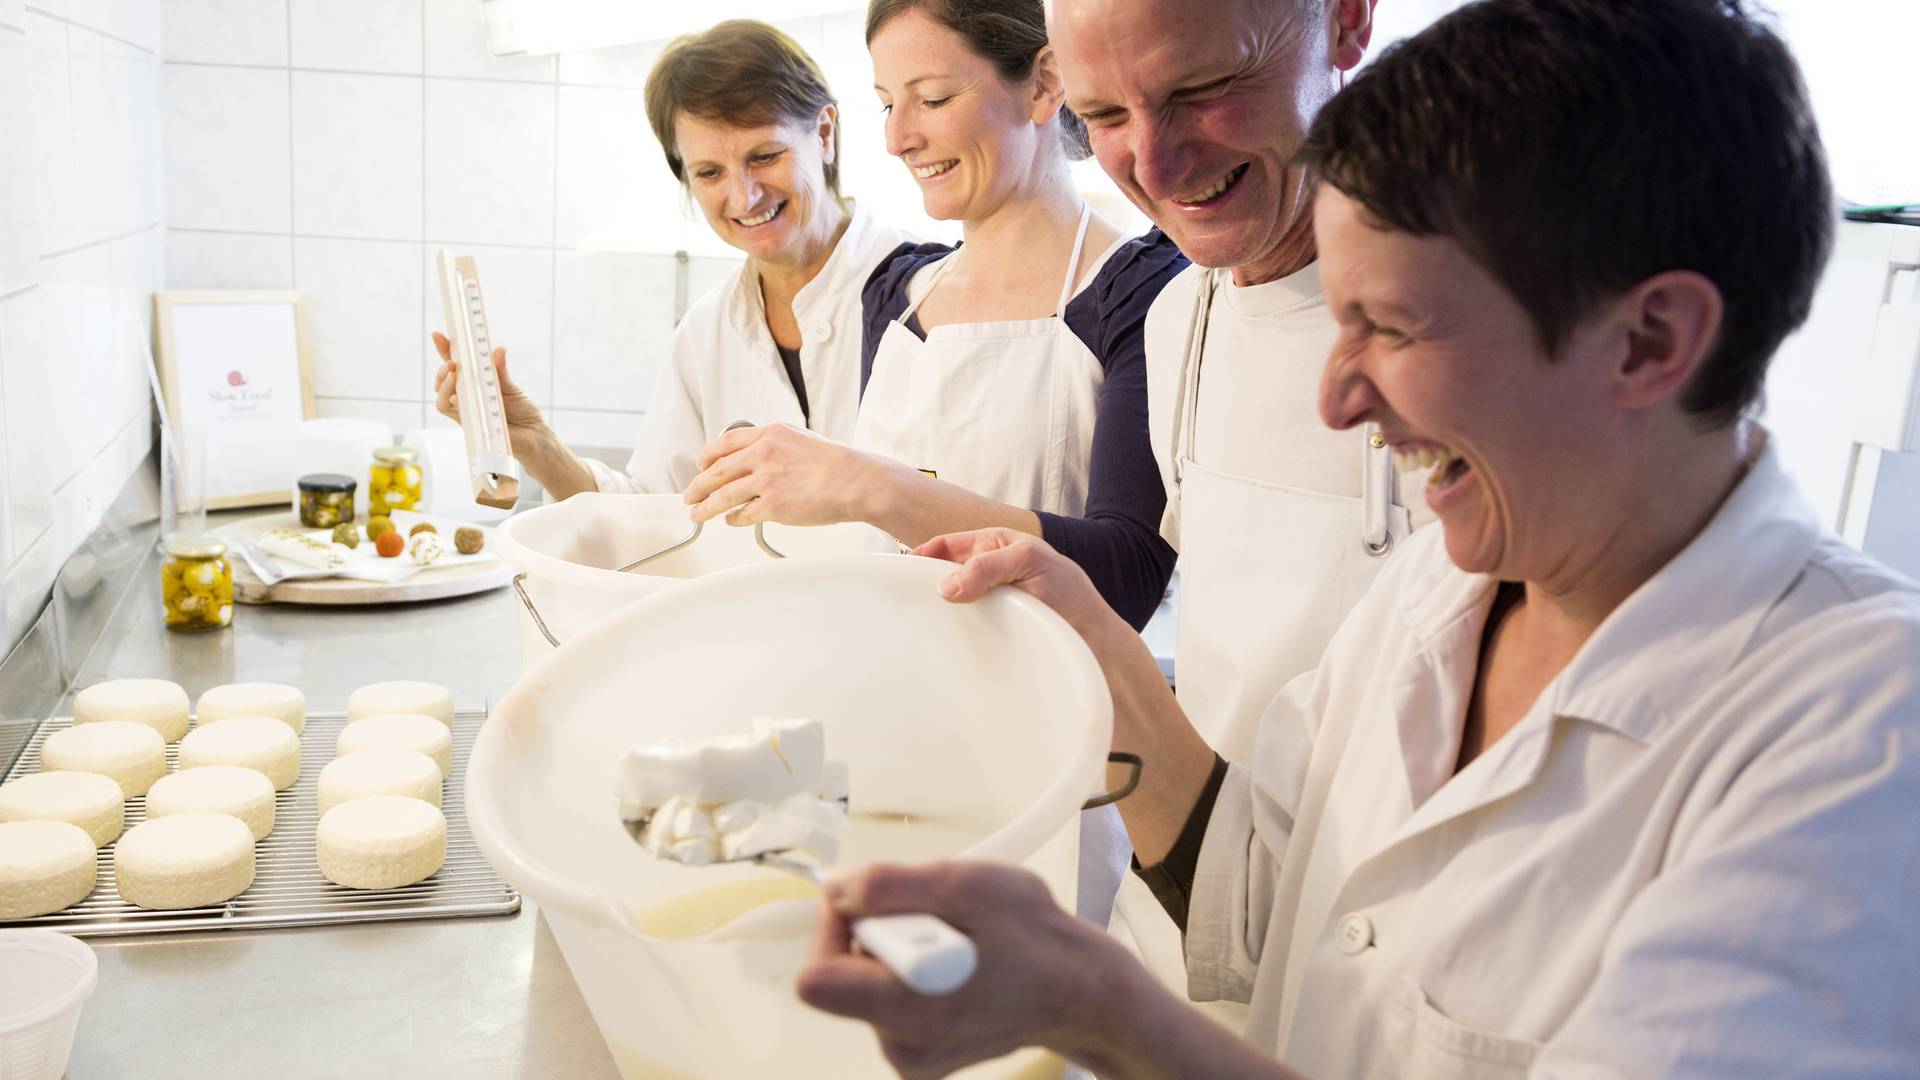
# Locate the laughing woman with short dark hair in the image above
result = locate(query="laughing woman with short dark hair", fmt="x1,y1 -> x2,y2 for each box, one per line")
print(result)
795,2 -> 1920,1077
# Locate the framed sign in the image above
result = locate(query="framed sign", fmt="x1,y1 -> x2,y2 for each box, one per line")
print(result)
154,291 -> 315,509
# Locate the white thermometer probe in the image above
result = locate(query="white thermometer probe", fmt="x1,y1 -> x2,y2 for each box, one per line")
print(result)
436,248 -> 520,509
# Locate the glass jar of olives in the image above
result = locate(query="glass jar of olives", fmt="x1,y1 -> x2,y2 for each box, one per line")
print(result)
160,535 -> 233,631
369,446 -> 424,513
298,473 -> 357,529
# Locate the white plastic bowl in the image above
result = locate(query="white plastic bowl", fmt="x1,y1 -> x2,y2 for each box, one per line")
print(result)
0,930 -> 97,1080
493,492 -> 893,666
468,553 -> 1109,1079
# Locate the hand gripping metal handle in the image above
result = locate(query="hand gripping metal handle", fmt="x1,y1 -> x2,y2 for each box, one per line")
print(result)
618,420 -> 784,573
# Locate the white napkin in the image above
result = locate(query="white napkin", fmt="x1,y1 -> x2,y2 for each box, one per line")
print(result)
255,510 -> 501,583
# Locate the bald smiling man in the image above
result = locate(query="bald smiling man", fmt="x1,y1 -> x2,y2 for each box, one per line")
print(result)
1052,0 -> 1433,1023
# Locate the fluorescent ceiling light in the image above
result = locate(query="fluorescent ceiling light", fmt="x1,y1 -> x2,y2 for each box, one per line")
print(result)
482,0 -> 861,57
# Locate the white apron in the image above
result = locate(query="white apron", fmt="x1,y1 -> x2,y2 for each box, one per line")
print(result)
854,210 -> 1126,938
1107,266 -> 1415,1020
852,208 -> 1103,518
1167,267 -> 1412,765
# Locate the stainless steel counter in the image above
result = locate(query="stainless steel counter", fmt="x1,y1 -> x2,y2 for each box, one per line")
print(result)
55,525 -> 621,1080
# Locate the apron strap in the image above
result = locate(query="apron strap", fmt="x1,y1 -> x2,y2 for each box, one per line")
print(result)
1169,267 -> 1219,481
896,251 -> 958,325
1052,206 -> 1095,317
899,205 -> 1096,327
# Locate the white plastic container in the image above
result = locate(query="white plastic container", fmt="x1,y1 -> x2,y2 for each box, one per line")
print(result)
468,554 -> 1110,1079
492,492 -> 892,665
0,930 -> 97,1080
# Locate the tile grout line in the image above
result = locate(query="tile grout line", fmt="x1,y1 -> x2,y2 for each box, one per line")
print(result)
39,223 -> 159,262
164,57 -> 604,89
169,226 -> 589,254
0,283 -> 36,303
24,6 -> 153,55
548,54 -> 561,416
420,0 -> 428,428
286,0 -> 296,285
48,408 -> 145,499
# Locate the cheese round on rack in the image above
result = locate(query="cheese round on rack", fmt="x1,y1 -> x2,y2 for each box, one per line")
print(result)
146,766 -> 277,841
347,682 -> 453,728
73,678 -> 191,743
178,717 -> 303,791
316,750 -> 442,815
0,820 -> 97,918
113,812 -> 255,910
195,683 -> 307,734
316,796 -> 446,889
0,770 -> 126,847
335,714 -> 453,776
41,721 -> 167,798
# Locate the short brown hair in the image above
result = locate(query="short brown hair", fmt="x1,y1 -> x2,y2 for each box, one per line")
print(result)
1299,0 -> 1832,427
645,20 -> 841,194
866,0 -> 1092,161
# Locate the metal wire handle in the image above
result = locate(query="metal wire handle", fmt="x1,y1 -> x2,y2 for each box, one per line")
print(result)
619,420 -> 785,572
1082,752 -> 1143,810
512,572 -> 561,648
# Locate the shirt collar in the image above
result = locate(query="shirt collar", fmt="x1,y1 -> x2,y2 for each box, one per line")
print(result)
1399,431 -> 1822,745
1217,260 -> 1323,319
724,200 -> 874,336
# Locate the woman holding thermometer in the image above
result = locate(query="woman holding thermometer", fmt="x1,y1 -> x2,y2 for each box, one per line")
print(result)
432,19 -> 905,500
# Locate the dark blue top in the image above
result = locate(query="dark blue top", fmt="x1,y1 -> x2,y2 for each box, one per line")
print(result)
860,231 -> 1186,630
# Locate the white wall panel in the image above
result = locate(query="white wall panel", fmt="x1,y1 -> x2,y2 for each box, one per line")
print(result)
164,229 -> 292,289
161,0 -> 286,67
163,63 -> 291,232
423,78 -> 554,246
551,251 -> 673,413
294,237 -> 423,401
291,71 -> 423,239
289,0 -> 422,75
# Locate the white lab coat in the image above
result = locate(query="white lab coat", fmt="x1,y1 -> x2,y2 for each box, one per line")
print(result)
1185,438 -> 1920,1077
584,203 -> 904,494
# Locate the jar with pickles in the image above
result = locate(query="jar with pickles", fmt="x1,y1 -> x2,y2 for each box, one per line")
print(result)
160,536 -> 234,631
370,446 -> 424,513
298,474 -> 357,529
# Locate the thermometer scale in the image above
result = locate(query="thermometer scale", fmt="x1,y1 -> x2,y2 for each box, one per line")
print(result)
435,249 -> 520,509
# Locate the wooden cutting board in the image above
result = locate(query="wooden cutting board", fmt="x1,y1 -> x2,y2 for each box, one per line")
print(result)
212,512 -> 516,605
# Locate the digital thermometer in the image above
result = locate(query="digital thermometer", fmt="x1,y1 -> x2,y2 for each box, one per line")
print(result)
436,249 -> 520,509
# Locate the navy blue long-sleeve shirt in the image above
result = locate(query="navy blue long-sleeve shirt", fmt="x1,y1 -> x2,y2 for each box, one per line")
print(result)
860,231 -> 1186,630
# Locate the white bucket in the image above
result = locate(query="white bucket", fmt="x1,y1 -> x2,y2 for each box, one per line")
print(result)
468,554 -> 1111,1079
0,930 -> 97,1080
493,493 -> 893,666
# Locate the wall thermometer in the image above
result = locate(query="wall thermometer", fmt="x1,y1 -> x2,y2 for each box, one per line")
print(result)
436,248 -> 520,509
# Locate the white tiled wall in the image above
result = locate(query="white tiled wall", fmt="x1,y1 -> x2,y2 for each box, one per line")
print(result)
162,0 -> 743,450
157,2 -> 1138,472
0,0 -> 164,653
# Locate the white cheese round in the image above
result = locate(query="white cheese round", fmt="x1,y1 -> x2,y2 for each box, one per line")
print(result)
195,682 -> 306,734
316,796 -> 446,889
146,766 -> 277,841
0,770 -> 125,847
41,721 -> 167,798
178,717 -> 303,791
316,750 -> 442,815
0,820 -> 97,918
347,681 -> 453,728
73,678 -> 190,743
336,714 -> 453,776
113,812 -> 254,910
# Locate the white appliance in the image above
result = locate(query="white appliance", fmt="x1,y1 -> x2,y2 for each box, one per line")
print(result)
1764,220 -> 1920,578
